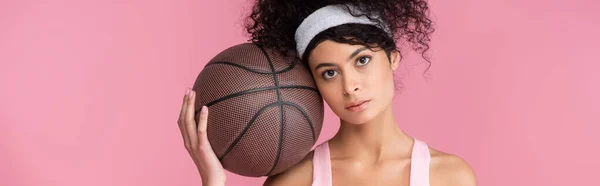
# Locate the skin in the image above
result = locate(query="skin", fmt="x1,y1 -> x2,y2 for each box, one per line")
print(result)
177,40 -> 477,186
263,40 -> 477,186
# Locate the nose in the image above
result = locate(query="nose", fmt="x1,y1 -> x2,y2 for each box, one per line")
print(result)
342,74 -> 360,96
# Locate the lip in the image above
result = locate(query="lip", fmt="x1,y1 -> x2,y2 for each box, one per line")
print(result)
345,99 -> 371,112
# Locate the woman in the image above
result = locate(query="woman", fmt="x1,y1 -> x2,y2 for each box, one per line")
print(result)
177,0 -> 477,185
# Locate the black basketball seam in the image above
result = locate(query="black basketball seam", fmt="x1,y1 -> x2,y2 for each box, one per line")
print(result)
217,102 -> 280,162
198,44 -> 318,113
206,61 -> 273,74
207,61 -> 299,74
202,43 -> 321,176
281,102 -> 317,143
270,56 -> 300,74
273,60 -> 298,74
195,86 -> 317,113
212,102 -> 319,173
201,85 -> 318,108
260,44 -> 285,176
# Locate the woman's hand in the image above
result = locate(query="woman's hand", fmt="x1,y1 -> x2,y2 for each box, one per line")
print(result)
178,88 -> 226,186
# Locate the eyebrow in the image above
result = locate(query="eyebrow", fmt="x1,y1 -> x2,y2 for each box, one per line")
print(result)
313,46 -> 369,71
314,63 -> 336,72
348,47 -> 369,61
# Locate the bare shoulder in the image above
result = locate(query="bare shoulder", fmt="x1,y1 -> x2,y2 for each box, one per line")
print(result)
428,147 -> 477,186
262,151 -> 314,186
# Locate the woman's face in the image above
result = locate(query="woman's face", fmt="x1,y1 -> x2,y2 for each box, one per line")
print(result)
307,40 -> 401,124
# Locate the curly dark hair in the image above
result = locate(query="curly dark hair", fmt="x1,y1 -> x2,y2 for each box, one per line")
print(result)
245,0 -> 435,71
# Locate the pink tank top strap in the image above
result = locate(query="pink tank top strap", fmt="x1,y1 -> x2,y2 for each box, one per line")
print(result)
409,138 -> 431,186
311,139 -> 430,186
312,142 -> 332,186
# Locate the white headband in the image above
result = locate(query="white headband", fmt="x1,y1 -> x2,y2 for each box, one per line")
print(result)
294,4 -> 391,58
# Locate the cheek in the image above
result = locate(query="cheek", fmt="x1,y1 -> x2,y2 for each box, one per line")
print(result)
365,62 -> 395,99
365,62 -> 392,85
315,82 -> 338,103
316,82 -> 347,113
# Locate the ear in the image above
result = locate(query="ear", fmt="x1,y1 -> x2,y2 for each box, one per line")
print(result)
390,50 -> 401,71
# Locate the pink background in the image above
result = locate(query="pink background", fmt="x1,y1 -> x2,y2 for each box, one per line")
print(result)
1,0 -> 599,185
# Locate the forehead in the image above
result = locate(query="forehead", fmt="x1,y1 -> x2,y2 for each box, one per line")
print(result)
308,40 -> 364,65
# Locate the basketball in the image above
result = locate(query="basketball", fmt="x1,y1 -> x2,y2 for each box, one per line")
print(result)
191,43 -> 324,177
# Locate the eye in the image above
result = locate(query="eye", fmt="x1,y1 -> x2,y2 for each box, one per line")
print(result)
356,56 -> 371,66
322,70 -> 338,79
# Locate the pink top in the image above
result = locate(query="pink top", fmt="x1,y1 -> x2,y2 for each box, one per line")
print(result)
311,138 -> 431,186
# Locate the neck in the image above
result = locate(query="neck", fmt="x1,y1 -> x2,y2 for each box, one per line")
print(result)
328,105 -> 413,161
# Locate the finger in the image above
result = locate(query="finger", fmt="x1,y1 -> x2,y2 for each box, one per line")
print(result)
179,91 -> 189,124
179,91 -> 191,149
197,104 -> 210,145
185,90 -> 199,149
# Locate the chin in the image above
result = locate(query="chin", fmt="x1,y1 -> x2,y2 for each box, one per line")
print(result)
338,107 -> 378,125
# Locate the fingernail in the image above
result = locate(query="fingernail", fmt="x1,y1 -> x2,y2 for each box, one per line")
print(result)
187,88 -> 193,97
185,88 -> 190,96
189,93 -> 195,101
201,106 -> 207,113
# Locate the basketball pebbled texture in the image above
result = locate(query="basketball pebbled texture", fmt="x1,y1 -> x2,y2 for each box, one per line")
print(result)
192,43 -> 324,177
